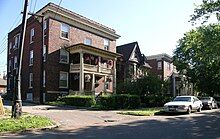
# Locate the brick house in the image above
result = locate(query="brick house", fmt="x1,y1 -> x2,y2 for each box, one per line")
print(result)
116,42 -> 151,83
7,3 -> 120,103
146,53 -> 193,96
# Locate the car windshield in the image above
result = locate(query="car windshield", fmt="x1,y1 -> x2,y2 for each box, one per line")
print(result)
173,97 -> 191,102
200,97 -> 211,101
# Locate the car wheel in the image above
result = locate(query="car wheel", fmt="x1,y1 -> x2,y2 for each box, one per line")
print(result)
187,106 -> 192,114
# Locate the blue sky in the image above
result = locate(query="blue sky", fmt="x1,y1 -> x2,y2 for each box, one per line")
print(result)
0,0 -> 202,74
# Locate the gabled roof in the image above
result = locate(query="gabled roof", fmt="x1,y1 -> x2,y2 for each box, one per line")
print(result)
116,42 -> 140,61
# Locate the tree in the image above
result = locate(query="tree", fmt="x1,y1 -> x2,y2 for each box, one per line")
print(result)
173,24 -> 220,96
190,0 -> 220,24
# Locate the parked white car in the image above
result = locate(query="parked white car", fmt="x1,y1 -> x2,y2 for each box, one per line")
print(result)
163,96 -> 203,114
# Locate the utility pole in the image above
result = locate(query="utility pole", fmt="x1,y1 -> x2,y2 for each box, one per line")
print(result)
12,0 -> 29,118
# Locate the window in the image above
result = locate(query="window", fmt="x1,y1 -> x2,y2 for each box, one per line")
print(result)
29,50 -> 33,66
157,61 -> 162,70
104,39 -> 109,50
29,73 -> 33,88
61,23 -> 69,39
9,59 -> 11,72
167,62 -> 171,70
43,20 -> 47,30
59,72 -> 68,88
43,45 -> 46,62
43,70 -> 45,87
9,42 -> 12,54
60,49 -> 69,64
14,34 -> 20,49
30,28 -> 35,43
14,56 -> 17,69
84,38 -> 92,45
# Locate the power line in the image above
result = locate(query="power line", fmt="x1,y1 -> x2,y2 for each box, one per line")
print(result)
32,0 -> 37,13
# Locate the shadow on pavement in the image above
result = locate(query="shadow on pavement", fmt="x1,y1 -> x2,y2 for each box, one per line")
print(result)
1,110 -> 220,139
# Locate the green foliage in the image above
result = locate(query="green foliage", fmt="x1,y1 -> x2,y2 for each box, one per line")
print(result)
97,94 -> 141,110
190,0 -> 220,24
61,95 -> 95,107
141,95 -> 172,107
118,107 -> 161,116
0,115 -> 54,133
117,73 -> 163,96
174,24 -> 220,96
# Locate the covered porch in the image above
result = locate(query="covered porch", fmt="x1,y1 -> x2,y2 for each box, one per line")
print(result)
66,43 -> 121,95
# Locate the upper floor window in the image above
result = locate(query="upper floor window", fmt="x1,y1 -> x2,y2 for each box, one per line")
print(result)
14,56 -> 17,69
43,20 -> 47,30
61,23 -> 69,39
29,50 -> 33,66
60,49 -> 69,64
84,38 -> 92,45
157,61 -> 162,70
59,71 -> 68,88
30,28 -> 35,43
167,62 -> 171,70
29,73 -> 33,88
104,39 -> 109,50
43,45 -> 47,62
8,59 -> 11,72
14,34 -> 20,49
9,42 -> 12,54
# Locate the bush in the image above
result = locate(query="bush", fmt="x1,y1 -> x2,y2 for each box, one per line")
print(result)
61,95 -> 95,107
97,94 -> 141,110
141,95 -> 172,107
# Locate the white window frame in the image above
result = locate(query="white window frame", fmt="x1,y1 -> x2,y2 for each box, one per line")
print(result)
43,20 -> 47,30
59,49 -> 69,64
29,73 -> 33,88
104,38 -> 110,50
43,70 -> 46,87
14,56 -> 17,69
157,61 -> 162,70
9,42 -> 12,54
60,23 -> 69,39
14,34 -> 20,49
43,45 -> 47,62
84,38 -> 92,45
29,50 -> 34,66
59,71 -> 68,88
30,28 -> 35,43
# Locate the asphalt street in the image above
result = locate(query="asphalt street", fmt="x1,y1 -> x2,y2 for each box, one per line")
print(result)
1,102 -> 220,139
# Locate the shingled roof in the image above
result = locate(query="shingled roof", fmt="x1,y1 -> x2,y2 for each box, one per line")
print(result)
116,42 -> 139,61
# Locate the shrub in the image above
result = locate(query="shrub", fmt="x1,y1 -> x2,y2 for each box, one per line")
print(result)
141,95 -> 172,107
97,94 -> 141,110
61,95 -> 95,107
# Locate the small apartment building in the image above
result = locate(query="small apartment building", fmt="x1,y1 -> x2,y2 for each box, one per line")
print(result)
147,53 -> 193,96
7,3 -> 120,103
146,53 -> 174,81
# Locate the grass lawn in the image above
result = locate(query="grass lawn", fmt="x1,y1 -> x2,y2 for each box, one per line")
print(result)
118,107 -> 163,116
0,109 -> 55,133
46,101 -> 66,106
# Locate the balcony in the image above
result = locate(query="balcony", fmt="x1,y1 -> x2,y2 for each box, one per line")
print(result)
70,64 -> 112,74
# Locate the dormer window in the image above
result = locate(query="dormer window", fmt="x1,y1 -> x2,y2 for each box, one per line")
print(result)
104,39 -> 109,50
61,23 -> 69,39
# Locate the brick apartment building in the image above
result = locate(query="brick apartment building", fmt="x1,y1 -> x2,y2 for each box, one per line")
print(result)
7,3 -> 120,103
146,53 -> 193,96
116,42 -> 151,83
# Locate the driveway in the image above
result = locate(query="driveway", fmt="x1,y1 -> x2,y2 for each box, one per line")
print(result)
2,102 -> 220,139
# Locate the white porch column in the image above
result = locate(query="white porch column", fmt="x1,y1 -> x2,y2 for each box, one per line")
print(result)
104,75 -> 106,92
113,58 -> 117,94
98,56 -> 101,72
92,74 -> 95,92
79,52 -> 84,92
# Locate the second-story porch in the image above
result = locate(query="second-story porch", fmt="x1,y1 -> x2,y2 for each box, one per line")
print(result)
66,43 -> 121,94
